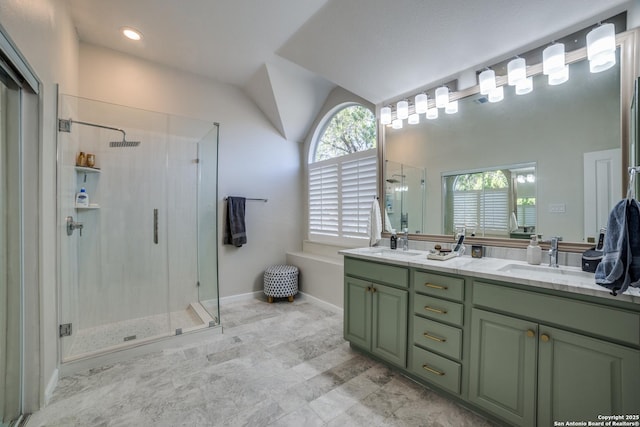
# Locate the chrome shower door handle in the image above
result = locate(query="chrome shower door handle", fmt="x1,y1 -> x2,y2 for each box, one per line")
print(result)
66,216 -> 83,236
153,209 -> 158,244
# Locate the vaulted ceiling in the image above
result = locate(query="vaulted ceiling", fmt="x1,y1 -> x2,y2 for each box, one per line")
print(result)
67,0 -> 631,142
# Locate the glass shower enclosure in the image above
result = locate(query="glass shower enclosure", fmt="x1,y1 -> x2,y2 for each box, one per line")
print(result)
57,94 -> 219,361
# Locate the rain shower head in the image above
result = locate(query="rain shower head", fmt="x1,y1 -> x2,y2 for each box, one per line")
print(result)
386,178 -> 400,183
110,138 -> 141,148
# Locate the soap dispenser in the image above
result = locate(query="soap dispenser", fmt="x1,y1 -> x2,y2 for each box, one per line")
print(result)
390,229 -> 397,250
526,235 -> 542,265
75,187 -> 89,208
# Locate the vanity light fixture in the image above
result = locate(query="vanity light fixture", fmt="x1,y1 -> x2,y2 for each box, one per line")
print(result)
435,86 -> 449,109
488,86 -> 504,103
479,69 -> 496,95
397,100 -> 409,120
415,93 -> 428,114
586,23 -> 616,73
392,118 -> 403,129
121,27 -> 143,41
445,100 -> 458,114
515,76 -> 533,95
426,107 -> 439,120
408,113 -> 420,124
380,106 -> 392,125
507,58 -> 527,86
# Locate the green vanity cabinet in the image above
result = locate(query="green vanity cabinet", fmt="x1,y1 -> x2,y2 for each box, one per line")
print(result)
344,257 -> 409,368
468,308 -> 537,426
470,281 -> 640,426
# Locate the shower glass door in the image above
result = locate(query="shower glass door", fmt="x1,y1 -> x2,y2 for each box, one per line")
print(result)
57,95 -> 218,361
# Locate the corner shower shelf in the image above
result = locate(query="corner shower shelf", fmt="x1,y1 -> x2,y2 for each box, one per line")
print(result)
75,166 -> 101,174
75,205 -> 100,210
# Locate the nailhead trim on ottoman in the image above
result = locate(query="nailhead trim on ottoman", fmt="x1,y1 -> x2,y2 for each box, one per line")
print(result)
264,265 -> 299,302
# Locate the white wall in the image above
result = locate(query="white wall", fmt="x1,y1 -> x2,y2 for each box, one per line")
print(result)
0,0 -> 79,410
78,44 -> 304,299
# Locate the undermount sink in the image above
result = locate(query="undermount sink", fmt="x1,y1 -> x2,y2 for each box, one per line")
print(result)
498,263 -> 593,281
364,248 -> 422,257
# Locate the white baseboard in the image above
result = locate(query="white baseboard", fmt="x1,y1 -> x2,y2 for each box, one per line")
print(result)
219,290 -> 342,315
44,368 -> 59,405
298,291 -> 343,315
219,291 -> 263,306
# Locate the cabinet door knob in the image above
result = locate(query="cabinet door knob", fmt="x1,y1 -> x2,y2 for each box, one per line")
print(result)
371,287 -> 377,293
540,334 -> 550,342
526,329 -> 535,338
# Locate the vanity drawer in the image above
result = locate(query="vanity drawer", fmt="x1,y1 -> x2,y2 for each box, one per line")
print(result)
413,316 -> 462,360
345,257 -> 408,288
414,271 -> 464,301
411,346 -> 461,395
414,294 -> 463,326
473,281 -> 640,346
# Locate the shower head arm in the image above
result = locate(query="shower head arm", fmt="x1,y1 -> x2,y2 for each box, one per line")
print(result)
66,118 -> 127,141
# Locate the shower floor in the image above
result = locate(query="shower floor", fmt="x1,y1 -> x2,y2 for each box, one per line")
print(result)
66,305 -> 206,359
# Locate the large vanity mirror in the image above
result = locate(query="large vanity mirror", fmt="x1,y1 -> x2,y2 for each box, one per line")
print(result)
382,28 -> 637,249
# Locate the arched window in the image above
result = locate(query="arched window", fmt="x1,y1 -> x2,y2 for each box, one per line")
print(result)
308,104 -> 377,243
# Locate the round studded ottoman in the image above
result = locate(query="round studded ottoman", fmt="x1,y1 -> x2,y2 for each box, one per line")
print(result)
264,265 -> 299,303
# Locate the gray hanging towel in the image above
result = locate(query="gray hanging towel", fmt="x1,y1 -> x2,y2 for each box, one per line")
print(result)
595,198 -> 640,295
224,196 -> 247,247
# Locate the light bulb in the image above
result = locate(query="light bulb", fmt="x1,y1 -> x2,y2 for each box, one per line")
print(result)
397,100 -> 409,120
479,69 -> 496,95
543,43 -> 565,75
435,87 -> 449,109
515,77 -> 533,95
380,106 -> 392,125
488,86 -> 504,103
426,107 -> 438,120
507,58 -> 526,86
408,113 -> 419,124
392,118 -> 403,129
548,65 -> 569,85
587,23 -> 616,73
415,93 -> 428,114
445,100 -> 458,114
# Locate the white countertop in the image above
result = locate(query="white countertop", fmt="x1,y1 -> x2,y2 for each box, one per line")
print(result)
340,247 -> 640,305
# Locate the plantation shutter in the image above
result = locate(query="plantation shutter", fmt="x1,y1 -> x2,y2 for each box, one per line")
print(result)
308,164 -> 339,236
479,189 -> 509,233
308,149 -> 377,240
341,154 -> 378,238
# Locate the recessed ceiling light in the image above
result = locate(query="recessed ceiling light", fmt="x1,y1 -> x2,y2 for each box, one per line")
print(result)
121,27 -> 143,41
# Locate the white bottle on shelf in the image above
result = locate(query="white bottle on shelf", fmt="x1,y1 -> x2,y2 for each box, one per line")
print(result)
75,187 -> 89,208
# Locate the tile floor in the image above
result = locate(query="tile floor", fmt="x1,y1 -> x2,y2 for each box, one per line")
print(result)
27,297 -> 495,427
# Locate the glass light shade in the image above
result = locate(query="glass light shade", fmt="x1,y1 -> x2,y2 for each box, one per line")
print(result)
435,87 -> 449,108
445,100 -> 458,114
587,23 -> 616,73
380,106 -> 392,124
507,58 -> 526,86
488,86 -> 504,103
122,27 -> 143,41
548,65 -> 569,85
426,107 -> 438,120
515,77 -> 533,95
397,100 -> 409,119
543,43 -> 565,75
415,93 -> 428,114
392,118 -> 403,129
408,113 -> 419,124
479,69 -> 496,95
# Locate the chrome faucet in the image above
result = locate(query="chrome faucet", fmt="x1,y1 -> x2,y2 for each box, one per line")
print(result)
547,236 -> 562,267
402,229 -> 409,251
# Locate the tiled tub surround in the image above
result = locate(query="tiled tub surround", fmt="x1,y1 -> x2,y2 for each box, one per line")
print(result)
341,248 -> 640,426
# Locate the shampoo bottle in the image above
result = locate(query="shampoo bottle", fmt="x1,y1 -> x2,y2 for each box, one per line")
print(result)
390,229 -> 397,250
75,187 -> 89,208
526,235 -> 542,265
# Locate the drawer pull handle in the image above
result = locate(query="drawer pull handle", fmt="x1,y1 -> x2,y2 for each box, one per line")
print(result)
425,283 -> 448,290
422,364 -> 445,376
540,334 -> 550,342
423,332 -> 446,343
424,306 -> 447,314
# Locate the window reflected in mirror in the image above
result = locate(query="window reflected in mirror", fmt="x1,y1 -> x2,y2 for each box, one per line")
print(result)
442,164 -> 536,238
384,160 -> 425,233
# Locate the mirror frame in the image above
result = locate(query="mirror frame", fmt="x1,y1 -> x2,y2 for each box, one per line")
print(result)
379,29 -> 639,253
